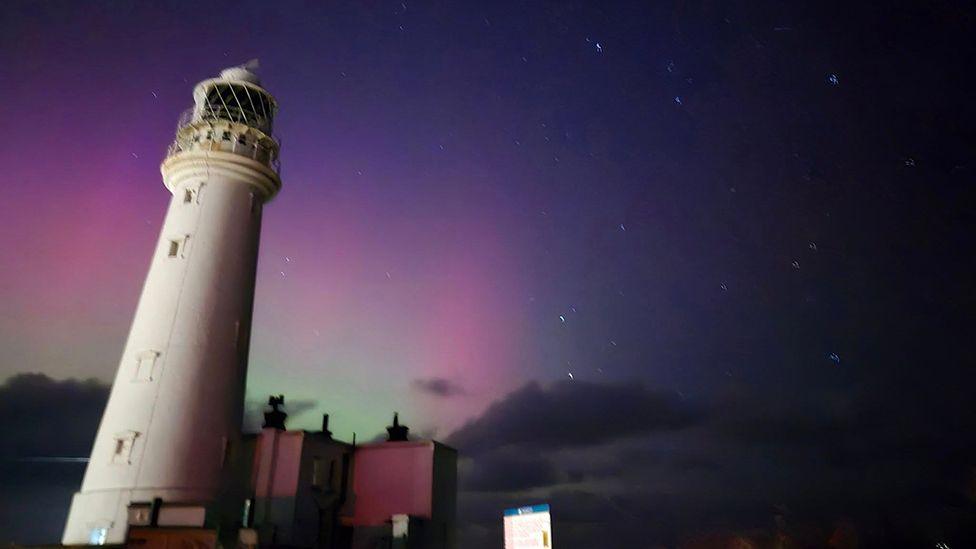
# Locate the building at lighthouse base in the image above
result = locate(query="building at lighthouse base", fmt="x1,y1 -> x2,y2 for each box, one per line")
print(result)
71,407 -> 457,549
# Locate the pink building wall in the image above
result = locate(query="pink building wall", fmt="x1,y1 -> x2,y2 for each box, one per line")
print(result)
252,429 -> 303,498
347,441 -> 435,526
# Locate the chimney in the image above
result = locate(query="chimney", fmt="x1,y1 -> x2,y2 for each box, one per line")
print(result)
262,394 -> 287,430
321,413 -> 332,438
386,412 -> 409,442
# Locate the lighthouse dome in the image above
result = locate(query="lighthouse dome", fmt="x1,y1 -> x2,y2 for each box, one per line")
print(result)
219,66 -> 260,84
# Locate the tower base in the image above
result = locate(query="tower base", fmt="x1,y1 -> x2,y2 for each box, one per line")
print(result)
61,487 -> 213,545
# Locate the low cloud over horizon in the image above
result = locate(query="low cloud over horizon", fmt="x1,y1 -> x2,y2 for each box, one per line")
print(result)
445,378 -> 975,547
6,373 -> 972,546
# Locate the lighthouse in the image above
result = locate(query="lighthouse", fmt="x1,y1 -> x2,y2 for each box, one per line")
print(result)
62,64 -> 281,545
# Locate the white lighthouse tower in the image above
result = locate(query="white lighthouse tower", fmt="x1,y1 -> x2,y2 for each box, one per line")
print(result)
62,64 -> 282,545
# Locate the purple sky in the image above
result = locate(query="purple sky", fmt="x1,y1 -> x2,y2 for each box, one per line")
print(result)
2,1 -> 975,546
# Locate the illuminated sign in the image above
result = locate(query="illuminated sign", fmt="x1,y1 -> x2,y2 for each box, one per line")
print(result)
503,503 -> 552,548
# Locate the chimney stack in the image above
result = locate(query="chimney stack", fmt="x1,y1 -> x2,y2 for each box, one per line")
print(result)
262,395 -> 287,430
386,412 -> 409,442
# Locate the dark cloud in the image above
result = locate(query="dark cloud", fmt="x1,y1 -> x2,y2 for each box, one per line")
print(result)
460,448 -> 560,492
412,377 -> 466,397
242,396 -> 319,432
448,380 -> 701,455
0,373 -> 108,459
449,381 -> 976,548
0,374 -> 109,544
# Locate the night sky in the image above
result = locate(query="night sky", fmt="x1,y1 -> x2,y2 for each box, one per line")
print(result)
1,1 -> 975,547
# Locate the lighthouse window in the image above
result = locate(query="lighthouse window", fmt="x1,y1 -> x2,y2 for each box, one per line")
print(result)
134,350 -> 160,382
89,527 -> 108,545
222,131 -> 232,141
111,431 -> 139,465
183,184 -> 201,204
166,235 -> 190,258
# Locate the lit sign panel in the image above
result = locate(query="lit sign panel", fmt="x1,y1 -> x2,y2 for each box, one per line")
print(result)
503,503 -> 552,548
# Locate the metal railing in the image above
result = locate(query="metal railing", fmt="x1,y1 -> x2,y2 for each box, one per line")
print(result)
166,108 -> 280,174
166,135 -> 280,174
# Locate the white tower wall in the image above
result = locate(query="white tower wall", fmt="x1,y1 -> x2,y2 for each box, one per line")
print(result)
62,66 -> 282,545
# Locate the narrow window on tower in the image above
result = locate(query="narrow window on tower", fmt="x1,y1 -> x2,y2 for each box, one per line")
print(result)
166,235 -> 191,259
134,350 -> 160,382
182,184 -> 203,205
111,431 -> 139,465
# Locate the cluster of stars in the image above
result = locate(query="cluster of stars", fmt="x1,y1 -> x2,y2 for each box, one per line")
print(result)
299,29 -> 888,388
585,37 -> 602,53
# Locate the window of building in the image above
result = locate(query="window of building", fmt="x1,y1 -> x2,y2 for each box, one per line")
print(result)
111,431 -> 139,465
183,188 -> 194,203
313,458 -> 336,490
134,350 -> 160,382
167,240 -> 180,257
89,527 -> 108,545
312,458 -> 326,488
222,131 -> 232,141
242,499 -> 253,527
